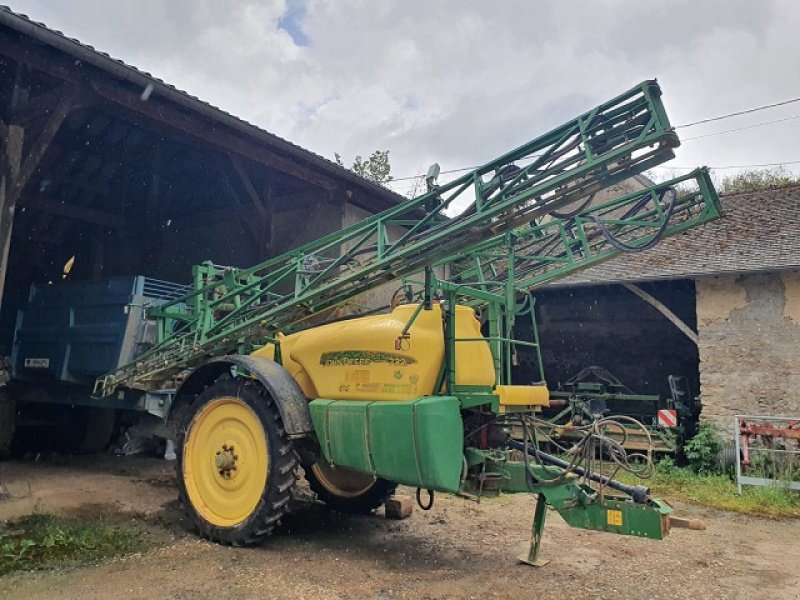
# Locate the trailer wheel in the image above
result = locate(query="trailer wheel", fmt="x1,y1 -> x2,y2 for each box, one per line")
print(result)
305,460 -> 397,514
0,389 -> 15,458
176,379 -> 298,546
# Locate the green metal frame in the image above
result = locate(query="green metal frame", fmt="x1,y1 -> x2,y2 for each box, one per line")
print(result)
437,168 -> 719,298
461,448 -> 670,564
398,169 -> 720,391
96,80 -> 679,396
422,168 -> 722,453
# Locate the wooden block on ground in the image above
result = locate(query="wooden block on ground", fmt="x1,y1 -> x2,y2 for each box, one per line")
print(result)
385,495 -> 413,520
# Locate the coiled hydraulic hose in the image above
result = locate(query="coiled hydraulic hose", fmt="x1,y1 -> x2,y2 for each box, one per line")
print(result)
507,439 -> 651,503
588,187 -> 678,253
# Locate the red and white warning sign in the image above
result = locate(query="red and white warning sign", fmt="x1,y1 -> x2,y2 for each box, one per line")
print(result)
657,409 -> 678,428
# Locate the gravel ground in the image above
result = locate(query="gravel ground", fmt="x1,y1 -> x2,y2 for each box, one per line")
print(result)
0,455 -> 798,600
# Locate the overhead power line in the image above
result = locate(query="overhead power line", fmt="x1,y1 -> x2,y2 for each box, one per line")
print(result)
651,159 -> 800,171
675,96 -> 800,129
681,114 -> 800,141
388,157 -> 800,184
388,158 -> 800,185
386,96 -> 800,183
387,164 -> 480,183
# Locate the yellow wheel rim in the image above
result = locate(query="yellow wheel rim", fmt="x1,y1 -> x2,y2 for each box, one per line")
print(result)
311,462 -> 375,499
183,396 -> 268,527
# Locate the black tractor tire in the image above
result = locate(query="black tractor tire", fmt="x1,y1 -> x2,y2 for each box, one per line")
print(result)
0,389 -> 15,458
176,379 -> 298,546
305,461 -> 397,514
77,407 -> 117,454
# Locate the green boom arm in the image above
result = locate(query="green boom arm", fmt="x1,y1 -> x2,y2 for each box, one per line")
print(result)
439,168 -> 720,297
97,80 -> 681,395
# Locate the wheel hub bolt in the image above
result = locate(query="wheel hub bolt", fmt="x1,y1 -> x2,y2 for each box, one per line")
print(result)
215,447 -> 237,472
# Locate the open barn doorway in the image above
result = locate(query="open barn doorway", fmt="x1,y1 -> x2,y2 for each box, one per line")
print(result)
511,279 -> 701,447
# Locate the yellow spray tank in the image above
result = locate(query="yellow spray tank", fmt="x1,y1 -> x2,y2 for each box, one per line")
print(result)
253,302 -> 548,495
253,303 -> 504,401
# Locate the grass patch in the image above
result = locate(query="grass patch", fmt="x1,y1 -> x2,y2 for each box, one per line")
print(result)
614,462 -> 800,517
0,514 -> 152,575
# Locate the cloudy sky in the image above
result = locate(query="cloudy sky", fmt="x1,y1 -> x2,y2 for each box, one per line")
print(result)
11,0 -> 800,194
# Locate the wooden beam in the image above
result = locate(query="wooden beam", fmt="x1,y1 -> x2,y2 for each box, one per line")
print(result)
0,33 -> 76,88
230,154 -> 270,257
143,154 -> 163,268
166,203 -> 259,229
162,187 -> 335,251
39,171 -> 113,198
0,58 -> 29,308
92,79 -> 337,192
10,229 -> 62,246
270,190 -> 337,214
140,142 -> 164,254
0,33 -> 338,192
22,197 -> 122,228
6,95 -> 73,209
219,171 -> 263,255
0,94 -> 74,298
281,198 -> 330,252
262,177 -> 274,256
622,283 -> 699,346
229,154 -> 267,221
0,123 -> 24,307
7,84 -> 70,125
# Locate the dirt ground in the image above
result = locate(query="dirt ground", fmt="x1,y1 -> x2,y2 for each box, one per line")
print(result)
0,455 -> 798,600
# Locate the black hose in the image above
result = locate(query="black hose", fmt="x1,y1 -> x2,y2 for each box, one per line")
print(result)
416,488 -> 434,510
519,415 -> 541,490
507,439 -> 650,503
588,187 -> 678,253
549,192 -> 595,219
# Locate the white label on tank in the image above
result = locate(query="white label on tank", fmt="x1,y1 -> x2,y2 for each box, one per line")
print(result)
24,358 -> 50,368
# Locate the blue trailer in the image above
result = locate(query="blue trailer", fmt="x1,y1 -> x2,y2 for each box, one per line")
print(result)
1,276 -> 185,454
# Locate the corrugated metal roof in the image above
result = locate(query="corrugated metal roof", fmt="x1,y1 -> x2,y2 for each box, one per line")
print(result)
550,184 -> 800,287
0,5 -> 405,206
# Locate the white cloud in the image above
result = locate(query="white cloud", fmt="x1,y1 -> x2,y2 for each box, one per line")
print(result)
12,0 -> 800,191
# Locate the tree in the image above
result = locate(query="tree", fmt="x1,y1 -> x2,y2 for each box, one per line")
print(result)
335,150 -> 393,184
718,166 -> 799,194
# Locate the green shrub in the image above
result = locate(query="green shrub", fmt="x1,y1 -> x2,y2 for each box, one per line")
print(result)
655,456 -> 677,474
684,422 -> 723,474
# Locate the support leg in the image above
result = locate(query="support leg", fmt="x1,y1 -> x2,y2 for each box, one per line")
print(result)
519,493 -> 550,567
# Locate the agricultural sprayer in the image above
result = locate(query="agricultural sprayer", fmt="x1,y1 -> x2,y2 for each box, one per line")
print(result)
80,80 -> 717,563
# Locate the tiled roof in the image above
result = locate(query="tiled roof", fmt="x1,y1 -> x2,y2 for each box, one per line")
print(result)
550,184 -> 800,287
0,5 -> 405,205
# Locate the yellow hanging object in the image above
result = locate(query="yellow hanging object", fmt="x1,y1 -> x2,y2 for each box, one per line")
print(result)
62,255 -> 75,279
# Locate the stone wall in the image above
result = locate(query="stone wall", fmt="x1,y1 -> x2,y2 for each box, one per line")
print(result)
696,270 -> 800,430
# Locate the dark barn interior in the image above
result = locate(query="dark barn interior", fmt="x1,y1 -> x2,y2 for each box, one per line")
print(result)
0,9 -> 402,355
512,280 -> 700,403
